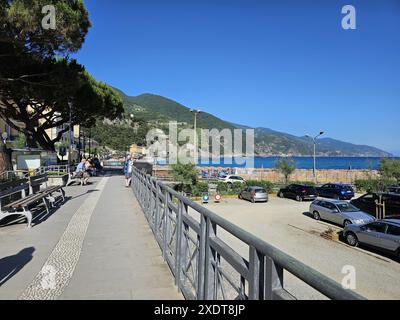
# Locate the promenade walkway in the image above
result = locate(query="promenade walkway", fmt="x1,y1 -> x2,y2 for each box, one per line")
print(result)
0,175 -> 182,300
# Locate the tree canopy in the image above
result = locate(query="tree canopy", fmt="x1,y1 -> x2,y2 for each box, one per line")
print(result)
1,0 -> 90,58
275,158 -> 296,183
0,0 -> 123,151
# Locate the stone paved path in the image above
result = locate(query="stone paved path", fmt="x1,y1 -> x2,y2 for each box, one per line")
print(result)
0,175 -> 182,300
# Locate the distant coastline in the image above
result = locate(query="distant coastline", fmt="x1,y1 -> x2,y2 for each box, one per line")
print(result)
156,156 -> 400,170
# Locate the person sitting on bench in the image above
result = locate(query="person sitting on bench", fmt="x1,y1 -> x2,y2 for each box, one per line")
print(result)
75,159 -> 90,185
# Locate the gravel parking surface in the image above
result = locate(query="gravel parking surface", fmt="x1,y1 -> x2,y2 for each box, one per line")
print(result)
192,195 -> 400,300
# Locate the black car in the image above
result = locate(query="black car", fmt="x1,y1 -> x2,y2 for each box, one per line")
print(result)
277,184 -> 318,202
350,193 -> 400,217
389,186 -> 400,194
316,183 -> 355,200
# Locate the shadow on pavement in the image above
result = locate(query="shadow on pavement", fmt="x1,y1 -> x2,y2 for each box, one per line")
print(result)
0,247 -> 35,287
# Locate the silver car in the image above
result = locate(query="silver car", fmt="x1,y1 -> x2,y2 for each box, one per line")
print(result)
239,186 -> 268,203
309,199 -> 375,227
343,220 -> 400,259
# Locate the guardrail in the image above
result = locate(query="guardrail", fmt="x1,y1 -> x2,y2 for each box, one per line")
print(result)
132,167 -> 365,300
34,165 -> 71,175
0,170 -> 29,181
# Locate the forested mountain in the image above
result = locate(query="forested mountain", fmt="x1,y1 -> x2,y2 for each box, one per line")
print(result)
104,88 -> 391,156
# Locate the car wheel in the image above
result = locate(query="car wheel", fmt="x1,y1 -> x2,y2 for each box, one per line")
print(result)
278,191 -> 284,198
313,211 -> 320,220
343,220 -> 352,227
345,232 -> 359,247
296,195 -> 302,202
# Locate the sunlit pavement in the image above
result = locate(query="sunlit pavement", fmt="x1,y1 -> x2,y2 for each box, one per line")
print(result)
0,176 -> 182,300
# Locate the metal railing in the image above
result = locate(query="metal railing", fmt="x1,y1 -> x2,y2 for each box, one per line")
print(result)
34,165 -> 71,175
0,170 -> 29,181
132,168 -> 365,300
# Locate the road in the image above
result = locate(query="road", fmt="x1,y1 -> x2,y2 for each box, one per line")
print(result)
191,196 -> 400,300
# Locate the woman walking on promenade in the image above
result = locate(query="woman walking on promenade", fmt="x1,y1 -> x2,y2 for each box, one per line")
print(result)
124,156 -> 134,187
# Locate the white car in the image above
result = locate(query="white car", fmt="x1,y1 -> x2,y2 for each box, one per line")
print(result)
219,175 -> 246,184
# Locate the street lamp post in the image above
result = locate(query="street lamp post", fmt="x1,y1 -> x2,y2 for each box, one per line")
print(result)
306,131 -> 325,181
190,109 -> 201,164
68,101 -> 73,167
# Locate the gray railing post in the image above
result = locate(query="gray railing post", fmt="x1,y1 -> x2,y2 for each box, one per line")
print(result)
204,217 -> 217,299
149,179 -> 156,228
197,214 -> 207,299
162,190 -> 172,262
249,246 -> 265,300
154,182 -> 161,241
175,199 -> 188,289
265,256 -> 284,300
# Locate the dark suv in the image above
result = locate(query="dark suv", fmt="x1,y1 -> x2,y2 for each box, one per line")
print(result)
351,193 -> 400,217
277,184 -> 318,202
389,186 -> 400,194
316,183 -> 355,200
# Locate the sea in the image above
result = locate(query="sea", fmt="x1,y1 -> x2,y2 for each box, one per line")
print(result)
157,156 -> 400,170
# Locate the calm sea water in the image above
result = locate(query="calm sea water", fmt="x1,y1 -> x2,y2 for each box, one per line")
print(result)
187,157 -> 400,170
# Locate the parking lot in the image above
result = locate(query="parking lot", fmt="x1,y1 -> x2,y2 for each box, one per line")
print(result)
197,195 -> 400,300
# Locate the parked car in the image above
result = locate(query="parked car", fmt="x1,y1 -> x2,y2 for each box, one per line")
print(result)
219,175 -> 246,184
386,215 -> 400,220
350,193 -> 400,217
316,183 -> 355,200
277,184 -> 318,202
239,186 -> 268,203
389,186 -> 400,194
309,199 -> 375,227
343,219 -> 400,259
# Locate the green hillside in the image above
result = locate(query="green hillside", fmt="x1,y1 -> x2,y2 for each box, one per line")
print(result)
121,92 -> 236,131
101,88 -> 391,156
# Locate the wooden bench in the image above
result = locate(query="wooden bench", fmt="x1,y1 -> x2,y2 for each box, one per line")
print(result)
0,174 -> 65,228
0,178 -> 33,227
29,174 -> 65,208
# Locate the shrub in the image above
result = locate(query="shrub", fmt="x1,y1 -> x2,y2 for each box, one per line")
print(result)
379,159 -> 400,184
245,180 -> 274,193
192,182 -> 209,197
355,177 -> 395,193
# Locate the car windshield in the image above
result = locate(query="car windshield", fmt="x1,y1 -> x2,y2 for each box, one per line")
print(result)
337,203 -> 359,212
342,185 -> 353,191
255,189 -> 266,193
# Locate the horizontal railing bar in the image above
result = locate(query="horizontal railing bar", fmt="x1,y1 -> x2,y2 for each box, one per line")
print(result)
210,237 -> 250,280
215,265 -> 244,297
182,213 -> 201,234
168,202 -> 179,214
272,288 -> 296,300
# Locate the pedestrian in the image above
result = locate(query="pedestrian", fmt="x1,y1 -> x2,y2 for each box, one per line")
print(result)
75,158 -> 89,186
124,156 -> 134,187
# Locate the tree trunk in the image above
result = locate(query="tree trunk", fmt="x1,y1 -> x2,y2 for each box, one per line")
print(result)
0,141 -> 11,174
31,131 -> 56,152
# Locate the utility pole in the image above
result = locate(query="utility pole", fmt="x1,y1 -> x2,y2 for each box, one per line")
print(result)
89,128 -> 92,158
68,101 -> 73,167
190,109 -> 201,165
306,131 -> 325,182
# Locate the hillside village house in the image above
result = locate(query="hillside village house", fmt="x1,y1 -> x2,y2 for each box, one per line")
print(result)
130,144 -> 148,157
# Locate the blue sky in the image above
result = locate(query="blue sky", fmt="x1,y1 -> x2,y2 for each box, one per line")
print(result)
75,0 -> 400,155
